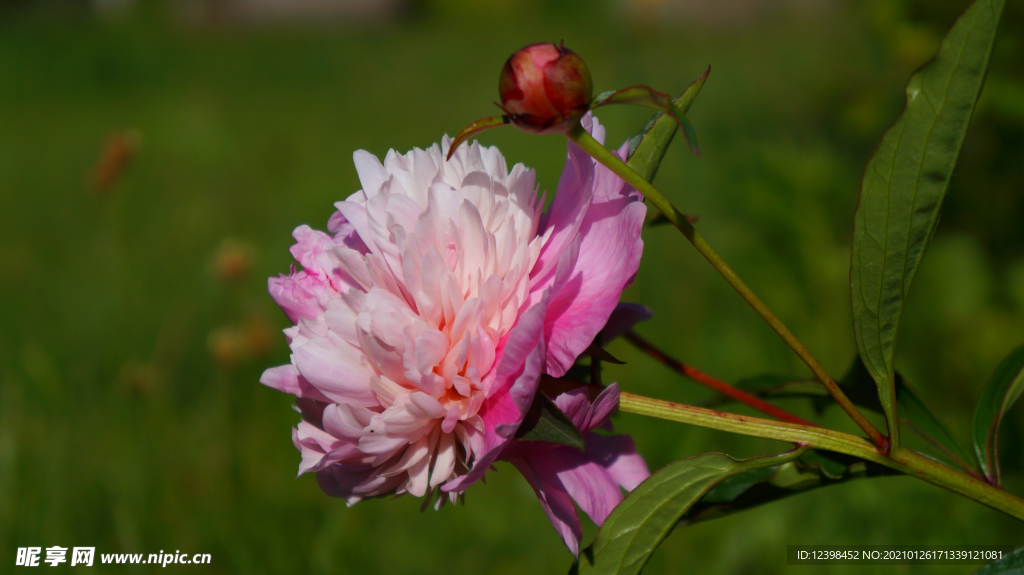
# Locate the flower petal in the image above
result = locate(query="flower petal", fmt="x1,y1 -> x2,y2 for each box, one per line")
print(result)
582,383 -> 621,433
542,142 -> 646,376
507,454 -> 582,556
291,334 -> 378,407
353,149 -> 388,200
259,364 -> 331,402
268,269 -> 336,323
585,433 -> 649,492
442,295 -> 549,493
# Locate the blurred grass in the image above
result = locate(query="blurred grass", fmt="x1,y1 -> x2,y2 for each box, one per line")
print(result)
1,0 -> 1024,573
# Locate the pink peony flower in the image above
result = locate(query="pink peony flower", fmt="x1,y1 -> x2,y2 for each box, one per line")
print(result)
261,114 -> 649,551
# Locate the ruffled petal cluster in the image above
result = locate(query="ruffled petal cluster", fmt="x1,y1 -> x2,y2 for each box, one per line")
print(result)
262,115 -> 650,549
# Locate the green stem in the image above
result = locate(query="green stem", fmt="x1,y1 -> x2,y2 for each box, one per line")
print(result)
619,392 -> 1024,521
567,124 -> 888,451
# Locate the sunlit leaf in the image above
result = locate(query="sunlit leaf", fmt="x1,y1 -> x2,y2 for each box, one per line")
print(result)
681,450 -> 897,525
625,67 -> 709,183
972,344 -> 1024,484
898,381 -> 978,473
710,359 -> 976,472
850,0 -> 1004,450
514,391 -> 586,452
847,358 -> 975,472
571,448 -> 806,575
593,84 -> 700,160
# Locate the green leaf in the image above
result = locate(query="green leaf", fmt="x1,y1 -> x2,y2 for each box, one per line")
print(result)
850,0 -> 1004,450
514,391 -> 586,452
571,448 -> 806,575
710,359 -> 977,472
680,450 -> 897,525
624,66 -> 709,182
898,381 -> 978,472
839,357 -> 975,471
974,547 -> 1024,574
972,344 -> 1024,484
592,85 -> 700,157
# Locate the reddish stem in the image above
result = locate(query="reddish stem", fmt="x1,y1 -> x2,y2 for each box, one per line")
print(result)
623,331 -> 818,428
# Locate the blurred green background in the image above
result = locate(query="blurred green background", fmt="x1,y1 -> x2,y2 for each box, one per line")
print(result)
2,0 -> 1024,572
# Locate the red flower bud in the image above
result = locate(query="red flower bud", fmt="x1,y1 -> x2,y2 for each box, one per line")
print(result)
499,43 -> 593,134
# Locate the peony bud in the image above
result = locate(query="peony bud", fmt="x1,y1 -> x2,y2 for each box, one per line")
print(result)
499,42 -> 593,134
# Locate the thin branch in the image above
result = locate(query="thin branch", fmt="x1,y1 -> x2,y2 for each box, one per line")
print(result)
567,124 -> 889,451
623,331 -> 817,427
618,392 -> 1024,521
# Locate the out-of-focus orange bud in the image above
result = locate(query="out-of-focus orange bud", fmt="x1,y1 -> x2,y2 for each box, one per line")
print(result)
211,239 -> 254,284
208,327 -> 245,368
91,129 -> 141,194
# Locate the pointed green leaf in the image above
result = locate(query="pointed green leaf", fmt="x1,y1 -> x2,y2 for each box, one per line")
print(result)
514,391 -> 586,452
898,381 -> 978,472
840,357 -> 975,471
974,547 -> 1024,574
972,344 -> 1024,484
681,450 -> 897,525
571,448 -> 806,575
625,67 -> 709,183
591,85 -> 699,157
851,0 -> 1004,450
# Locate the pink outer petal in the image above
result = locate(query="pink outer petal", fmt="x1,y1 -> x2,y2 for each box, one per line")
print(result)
601,303 -> 653,343
547,447 -> 623,526
316,462 -> 405,507
259,364 -> 331,403
584,433 -> 649,492
551,387 -> 591,431
290,335 -> 379,408
542,140 -> 646,377
289,225 -> 362,293
545,382 -> 620,433
507,454 -> 582,556
582,383 -> 621,432
528,132 -> 593,293
268,268 -> 336,323
505,425 -> 648,554
289,225 -> 337,274
441,294 -> 549,493
334,201 -> 380,259
327,210 -> 370,254
500,380 -> 649,552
